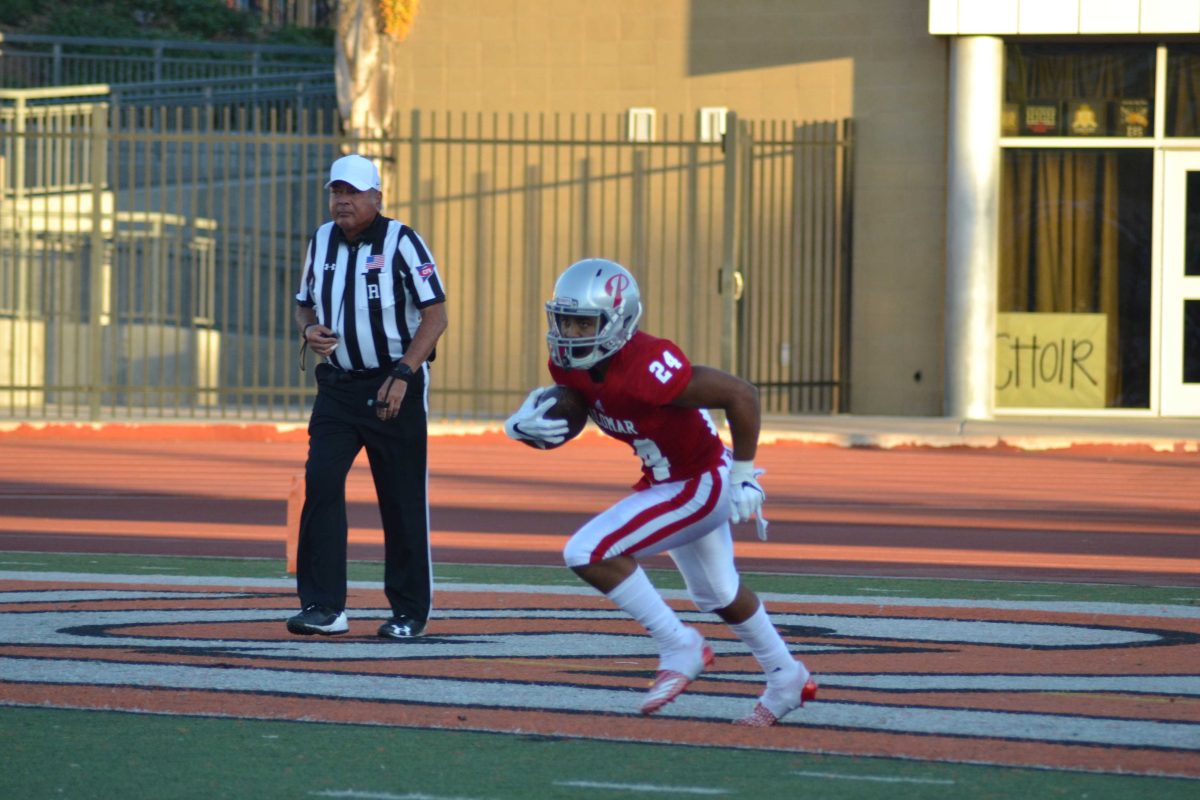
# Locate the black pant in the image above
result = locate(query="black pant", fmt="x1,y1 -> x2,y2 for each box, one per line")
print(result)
296,362 -> 431,622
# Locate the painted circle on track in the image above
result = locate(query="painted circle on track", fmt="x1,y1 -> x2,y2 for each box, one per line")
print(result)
1,579 -> 1199,779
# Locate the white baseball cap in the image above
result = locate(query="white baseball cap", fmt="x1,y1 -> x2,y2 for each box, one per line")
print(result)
325,154 -> 381,191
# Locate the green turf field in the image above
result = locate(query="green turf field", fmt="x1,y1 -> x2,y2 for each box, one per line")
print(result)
4,705 -> 1195,800
1,552 -> 1197,800
4,550 -> 1197,606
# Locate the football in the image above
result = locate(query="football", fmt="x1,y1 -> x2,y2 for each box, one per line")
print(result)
526,384 -> 589,450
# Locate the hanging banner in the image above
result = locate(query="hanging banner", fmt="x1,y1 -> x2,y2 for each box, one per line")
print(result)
995,313 -> 1107,408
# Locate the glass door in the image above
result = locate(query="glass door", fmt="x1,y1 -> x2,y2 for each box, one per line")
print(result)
1161,151 -> 1200,416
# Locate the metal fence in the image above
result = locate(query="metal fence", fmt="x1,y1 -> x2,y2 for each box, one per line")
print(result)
0,33 -> 337,131
0,33 -> 332,89
0,100 -> 852,423
736,120 -> 855,415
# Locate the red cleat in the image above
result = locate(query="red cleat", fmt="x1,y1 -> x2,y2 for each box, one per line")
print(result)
640,632 -> 714,715
734,675 -> 817,727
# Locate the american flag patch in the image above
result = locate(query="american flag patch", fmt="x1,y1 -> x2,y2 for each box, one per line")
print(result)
417,262 -> 435,279
365,254 -> 385,271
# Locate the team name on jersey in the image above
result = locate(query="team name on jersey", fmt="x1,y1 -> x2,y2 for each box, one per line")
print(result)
593,409 -> 638,436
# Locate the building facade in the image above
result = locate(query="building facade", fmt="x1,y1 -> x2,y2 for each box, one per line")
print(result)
934,0 -> 1200,418
380,0 -> 1196,419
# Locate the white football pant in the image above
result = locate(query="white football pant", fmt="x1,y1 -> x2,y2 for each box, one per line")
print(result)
562,457 -> 740,612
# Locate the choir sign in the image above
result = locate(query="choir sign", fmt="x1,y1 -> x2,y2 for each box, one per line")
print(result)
995,313 -> 1106,408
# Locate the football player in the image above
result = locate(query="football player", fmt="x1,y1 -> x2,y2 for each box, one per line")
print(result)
505,257 -> 816,726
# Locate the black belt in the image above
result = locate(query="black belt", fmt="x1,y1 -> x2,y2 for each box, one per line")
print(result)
331,366 -> 388,382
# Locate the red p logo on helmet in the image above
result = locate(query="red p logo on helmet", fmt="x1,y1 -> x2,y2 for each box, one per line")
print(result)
605,274 -> 630,306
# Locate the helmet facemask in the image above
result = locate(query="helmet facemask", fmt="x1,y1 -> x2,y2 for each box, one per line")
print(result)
547,308 -> 616,369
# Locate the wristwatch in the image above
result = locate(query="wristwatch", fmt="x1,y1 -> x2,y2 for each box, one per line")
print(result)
390,362 -> 414,383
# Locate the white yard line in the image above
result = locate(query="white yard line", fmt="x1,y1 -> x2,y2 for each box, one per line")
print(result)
313,792 -> 489,800
791,771 -> 954,785
555,781 -> 728,795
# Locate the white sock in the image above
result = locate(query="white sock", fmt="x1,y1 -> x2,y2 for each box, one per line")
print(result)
606,566 -> 691,653
730,604 -> 806,685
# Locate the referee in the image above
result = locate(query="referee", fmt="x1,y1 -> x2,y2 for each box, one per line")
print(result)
287,153 -> 448,639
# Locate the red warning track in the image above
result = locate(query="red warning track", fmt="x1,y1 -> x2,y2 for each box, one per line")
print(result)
0,423 -> 1197,585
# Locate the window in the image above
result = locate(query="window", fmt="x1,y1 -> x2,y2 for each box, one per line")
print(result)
698,107 -> 727,143
626,108 -> 655,143
998,44 -> 1158,410
1166,45 -> 1200,136
1003,44 -> 1155,138
998,148 -> 1152,408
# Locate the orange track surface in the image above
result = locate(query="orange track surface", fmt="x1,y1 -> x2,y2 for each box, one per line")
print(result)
1,423 -> 1197,585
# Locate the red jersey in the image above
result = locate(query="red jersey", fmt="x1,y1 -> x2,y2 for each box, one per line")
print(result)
549,331 -> 726,487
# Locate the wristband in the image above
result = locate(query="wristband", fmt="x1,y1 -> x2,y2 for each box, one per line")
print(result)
390,362 -> 415,383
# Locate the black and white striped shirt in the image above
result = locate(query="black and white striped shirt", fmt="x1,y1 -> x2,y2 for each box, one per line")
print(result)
296,214 -> 446,371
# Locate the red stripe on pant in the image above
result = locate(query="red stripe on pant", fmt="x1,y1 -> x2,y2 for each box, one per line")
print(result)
589,467 -> 723,563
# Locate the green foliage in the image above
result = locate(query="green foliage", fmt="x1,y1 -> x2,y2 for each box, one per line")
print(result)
267,23 -> 335,48
0,0 -> 331,43
128,0 -> 259,39
0,0 -> 41,28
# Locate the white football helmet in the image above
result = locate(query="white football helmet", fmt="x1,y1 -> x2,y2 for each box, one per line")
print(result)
546,258 -> 643,369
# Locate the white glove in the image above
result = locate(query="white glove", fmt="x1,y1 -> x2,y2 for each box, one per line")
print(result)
504,387 -> 569,447
729,460 -> 769,541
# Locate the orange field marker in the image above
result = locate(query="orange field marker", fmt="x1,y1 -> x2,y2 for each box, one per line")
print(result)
285,474 -> 303,574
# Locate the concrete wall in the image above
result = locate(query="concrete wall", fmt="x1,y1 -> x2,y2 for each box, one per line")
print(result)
387,0 -> 949,414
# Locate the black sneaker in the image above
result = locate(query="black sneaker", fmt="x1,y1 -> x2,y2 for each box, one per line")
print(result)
377,615 -> 426,639
286,604 -> 348,636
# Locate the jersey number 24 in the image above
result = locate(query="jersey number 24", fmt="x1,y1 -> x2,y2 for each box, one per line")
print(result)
649,350 -> 683,384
